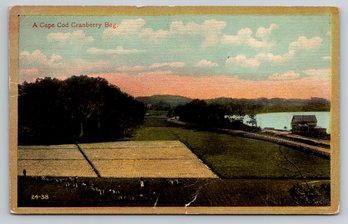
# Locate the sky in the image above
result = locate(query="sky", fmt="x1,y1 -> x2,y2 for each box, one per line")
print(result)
19,15 -> 332,99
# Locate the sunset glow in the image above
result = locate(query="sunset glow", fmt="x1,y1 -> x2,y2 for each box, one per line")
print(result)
92,73 -> 330,99
19,15 -> 332,100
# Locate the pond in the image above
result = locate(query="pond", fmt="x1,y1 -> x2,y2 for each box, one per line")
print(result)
244,111 -> 331,133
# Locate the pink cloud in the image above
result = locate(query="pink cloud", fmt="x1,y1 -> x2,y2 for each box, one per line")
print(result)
268,71 -> 300,81
21,67 -> 39,76
19,67 -> 39,82
115,62 -> 185,72
90,73 -> 330,100
138,70 -> 174,76
56,75 -> 68,80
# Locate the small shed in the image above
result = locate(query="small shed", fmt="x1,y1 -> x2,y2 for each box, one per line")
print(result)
291,115 -> 317,134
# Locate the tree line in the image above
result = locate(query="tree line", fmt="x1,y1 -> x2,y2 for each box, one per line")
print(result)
171,96 -> 330,132
18,76 -> 146,144
206,97 -> 330,113
173,99 -> 260,132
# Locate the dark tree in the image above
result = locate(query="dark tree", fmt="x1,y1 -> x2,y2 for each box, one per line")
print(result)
173,99 -> 260,132
18,76 -> 145,144
174,99 -> 229,128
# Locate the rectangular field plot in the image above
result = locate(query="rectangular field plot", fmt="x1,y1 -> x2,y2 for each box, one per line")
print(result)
81,146 -> 197,160
18,144 -> 97,177
19,148 -> 84,160
92,159 -> 216,178
18,141 -> 217,178
80,141 -> 217,178
18,160 -> 97,177
18,144 -> 77,150
78,140 -> 185,149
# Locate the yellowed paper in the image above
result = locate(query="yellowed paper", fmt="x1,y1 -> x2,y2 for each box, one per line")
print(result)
9,6 -> 339,214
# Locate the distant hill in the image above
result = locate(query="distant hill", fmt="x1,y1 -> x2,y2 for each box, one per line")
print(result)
207,97 -> 330,112
136,95 -> 192,109
207,97 -> 329,106
137,95 -> 330,112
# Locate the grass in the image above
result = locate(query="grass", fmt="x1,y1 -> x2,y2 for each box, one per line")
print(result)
18,176 -> 330,207
130,126 -> 330,179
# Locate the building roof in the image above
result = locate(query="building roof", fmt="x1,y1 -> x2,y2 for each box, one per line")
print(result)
291,115 -> 317,123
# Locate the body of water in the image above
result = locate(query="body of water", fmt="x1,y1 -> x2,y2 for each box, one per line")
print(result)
244,111 -> 330,134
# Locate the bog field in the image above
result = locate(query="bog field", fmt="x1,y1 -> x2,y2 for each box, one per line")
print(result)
18,141 -> 217,178
17,113 -> 331,207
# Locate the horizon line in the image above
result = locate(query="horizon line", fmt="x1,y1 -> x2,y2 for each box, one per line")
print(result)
135,94 -> 331,101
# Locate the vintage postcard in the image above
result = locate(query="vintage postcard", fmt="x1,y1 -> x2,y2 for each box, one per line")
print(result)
9,6 -> 339,214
